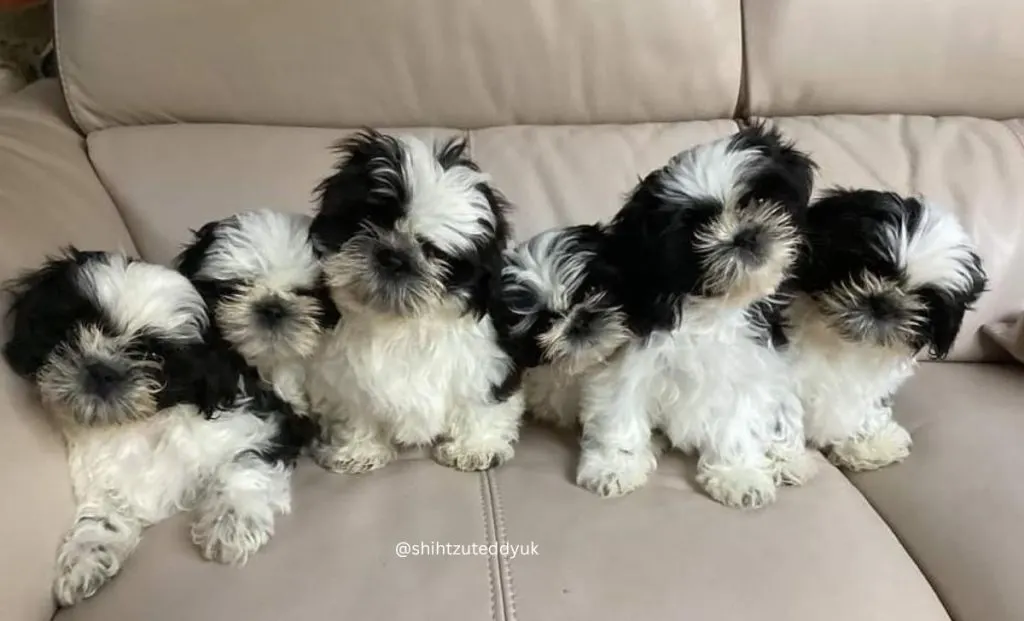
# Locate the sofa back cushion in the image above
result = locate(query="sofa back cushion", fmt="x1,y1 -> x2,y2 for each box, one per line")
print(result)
744,0 -> 1024,118
55,0 -> 742,133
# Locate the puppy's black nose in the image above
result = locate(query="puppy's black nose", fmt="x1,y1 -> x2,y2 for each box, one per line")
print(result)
567,309 -> 596,339
867,295 -> 901,321
731,226 -> 768,266
255,299 -> 289,328
376,248 -> 412,275
82,362 -> 124,399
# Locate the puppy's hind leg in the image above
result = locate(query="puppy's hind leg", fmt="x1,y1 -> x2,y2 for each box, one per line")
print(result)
434,393 -> 524,472
54,497 -> 143,607
191,453 -> 292,566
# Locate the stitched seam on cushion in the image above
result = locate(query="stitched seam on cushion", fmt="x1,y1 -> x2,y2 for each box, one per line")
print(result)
52,0 -> 89,134
487,471 -> 518,621
478,473 -> 505,621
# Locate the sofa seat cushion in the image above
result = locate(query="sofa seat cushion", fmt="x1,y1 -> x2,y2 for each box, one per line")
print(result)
765,115 -> 1024,361
849,362 -> 1024,621
56,426 -> 948,621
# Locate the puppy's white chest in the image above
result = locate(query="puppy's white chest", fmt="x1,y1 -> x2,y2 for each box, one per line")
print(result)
314,312 -> 503,444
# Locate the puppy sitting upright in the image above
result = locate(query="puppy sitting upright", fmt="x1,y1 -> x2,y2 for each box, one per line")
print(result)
785,189 -> 986,470
576,124 -> 818,508
307,129 -> 524,473
175,209 -> 341,413
499,224 -> 630,429
2,249 -> 307,607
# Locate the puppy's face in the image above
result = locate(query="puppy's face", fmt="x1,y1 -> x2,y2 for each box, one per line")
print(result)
310,129 -> 511,318
500,225 -> 628,375
2,249 -> 209,429
608,124 -> 815,321
798,189 -> 987,358
176,210 -> 340,367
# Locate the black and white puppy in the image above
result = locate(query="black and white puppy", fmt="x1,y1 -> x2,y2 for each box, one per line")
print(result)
2,249 -> 309,607
175,209 -> 341,413
576,124 -> 818,508
306,129 -> 525,473
783,189 -> 986,470
499,224 -> 630,429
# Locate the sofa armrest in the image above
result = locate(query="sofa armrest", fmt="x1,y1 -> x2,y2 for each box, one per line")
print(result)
0,80 -> 137,621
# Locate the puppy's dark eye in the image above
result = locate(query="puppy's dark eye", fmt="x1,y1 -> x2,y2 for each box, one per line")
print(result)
419,239 -> 445,261
293,287 -> 315,298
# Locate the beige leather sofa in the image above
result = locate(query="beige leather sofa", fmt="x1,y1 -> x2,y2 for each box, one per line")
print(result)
2,1 -> 1023,620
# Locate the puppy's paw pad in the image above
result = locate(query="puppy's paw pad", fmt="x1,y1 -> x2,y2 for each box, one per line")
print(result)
829,424 -> 912,472
697,466 -> 777,510
54,543 -> 119,607
433,441 -> 513,472
191,510 -> 272,566
312,441 -> 394,474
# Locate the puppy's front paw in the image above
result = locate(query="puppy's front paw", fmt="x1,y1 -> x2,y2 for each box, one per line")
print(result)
433,440 -> 514,472
696,463 -> 777,509
828,421 -> 911,471
576,447 -> 656,498
191,509 -> 273,566
312,439 -> 395,474
54,541 -> 120,607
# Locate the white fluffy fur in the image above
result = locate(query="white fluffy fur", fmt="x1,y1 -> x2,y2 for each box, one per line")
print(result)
397,135 -> 496,255
56,404 -> 291,606
577,301 -> 814,507
82,254 -> 207,342
196,210 -> 320,291
308,307 -> 523,472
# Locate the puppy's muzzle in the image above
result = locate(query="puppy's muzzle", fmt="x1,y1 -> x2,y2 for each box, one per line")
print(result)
729,225 -> 770,267
375,247 -> 415,278
80,360 -> 128,400
254,298 -> 291,329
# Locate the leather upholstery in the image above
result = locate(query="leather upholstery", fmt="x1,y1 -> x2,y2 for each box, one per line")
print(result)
55,0 -> 742,132
0,0 -> 1019,619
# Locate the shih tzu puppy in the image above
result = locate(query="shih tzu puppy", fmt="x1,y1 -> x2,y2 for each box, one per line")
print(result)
306,129 -> 525,473
2,249 -> 311,607
175,209 -> 341,413
498,224 -> 630,429
576,124 -> 818,508
783,189 -> 986,470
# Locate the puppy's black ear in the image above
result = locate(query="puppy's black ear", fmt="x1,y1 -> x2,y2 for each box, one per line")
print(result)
145,326 -> 244,415
312,128 -> 407,254
311,276 -> 341,330
174,220 -> 223,278
733,122 -> 817,210
915,252 -> 987,360
2,250 -> 97,378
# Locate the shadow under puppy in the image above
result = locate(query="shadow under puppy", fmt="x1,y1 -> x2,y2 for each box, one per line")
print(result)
575,124 -> 819,508
2,249 -> 310,607
175,208 -> 341,413
782,188 -> 986,470
307,129 -> 525,473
